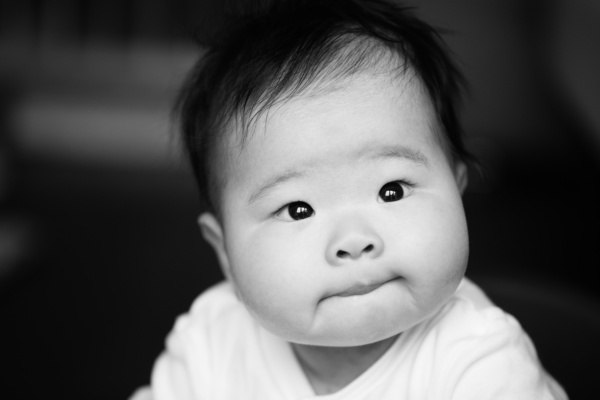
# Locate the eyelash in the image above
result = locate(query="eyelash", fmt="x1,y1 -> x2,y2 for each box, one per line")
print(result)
394,179 -> 415,189
394,178 -> 416,192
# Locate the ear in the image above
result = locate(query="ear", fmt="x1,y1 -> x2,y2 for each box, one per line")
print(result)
454,161 -> 469,195
198,213 -> 233,282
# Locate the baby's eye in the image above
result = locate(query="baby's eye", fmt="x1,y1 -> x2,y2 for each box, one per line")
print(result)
379,181 -> 406,202
282,201 -> 314,221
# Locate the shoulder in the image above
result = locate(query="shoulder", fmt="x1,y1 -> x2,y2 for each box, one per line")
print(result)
186,280 -> 242,326
427,277 -> 541,363
409,278 -> 530,372
164,280 -> 253,358
164,281 -> 244,350
417,278 -> 567,399
149,281 -> 257,399
434,277 -> 520,337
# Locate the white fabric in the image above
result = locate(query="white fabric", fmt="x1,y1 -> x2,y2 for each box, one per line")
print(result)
132,279 -> 568,400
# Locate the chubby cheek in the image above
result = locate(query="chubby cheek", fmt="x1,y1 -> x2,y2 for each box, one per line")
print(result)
225,227 -> 319,336
394,195 -> 469,309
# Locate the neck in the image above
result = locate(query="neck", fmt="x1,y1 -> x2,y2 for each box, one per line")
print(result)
291,335 -> 399,395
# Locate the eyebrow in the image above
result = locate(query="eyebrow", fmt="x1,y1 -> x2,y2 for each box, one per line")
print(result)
247,145 -> 428,205
248,170 -> 305,205
363,145 -> 429,167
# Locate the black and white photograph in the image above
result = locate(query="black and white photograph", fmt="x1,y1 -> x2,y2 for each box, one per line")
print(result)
1,1 -> 598,399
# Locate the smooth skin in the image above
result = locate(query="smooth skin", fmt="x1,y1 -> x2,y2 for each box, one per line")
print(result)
199,69 -> 469,394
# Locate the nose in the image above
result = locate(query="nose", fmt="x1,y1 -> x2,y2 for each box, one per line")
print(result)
325,220 -> 384,265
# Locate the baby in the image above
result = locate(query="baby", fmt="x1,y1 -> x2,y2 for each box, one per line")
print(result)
133,0 -> 567,398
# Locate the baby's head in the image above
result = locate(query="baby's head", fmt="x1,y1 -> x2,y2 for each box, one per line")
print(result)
178,0 -> 471,347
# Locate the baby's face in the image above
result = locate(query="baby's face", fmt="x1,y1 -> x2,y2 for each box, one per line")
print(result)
203,71 -> 469,347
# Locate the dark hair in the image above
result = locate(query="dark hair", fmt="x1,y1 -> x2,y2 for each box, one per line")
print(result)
176,0 -> 471,215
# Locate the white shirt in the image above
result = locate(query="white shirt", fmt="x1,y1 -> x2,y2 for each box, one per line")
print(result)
132,278 -> 568,400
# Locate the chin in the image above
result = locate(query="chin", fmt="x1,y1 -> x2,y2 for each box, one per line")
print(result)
283,321 -> 404,348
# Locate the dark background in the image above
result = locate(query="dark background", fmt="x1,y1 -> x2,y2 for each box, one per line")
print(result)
1,0 -> 599,399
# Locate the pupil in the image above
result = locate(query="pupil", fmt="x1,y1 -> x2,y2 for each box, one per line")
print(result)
380,182 -> 403,202
289,202 -> 313,220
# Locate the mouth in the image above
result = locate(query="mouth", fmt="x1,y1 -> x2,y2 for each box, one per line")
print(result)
333,277 -> 399,298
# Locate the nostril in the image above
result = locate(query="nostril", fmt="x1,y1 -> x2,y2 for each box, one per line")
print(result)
336,250 -> 349,258
336,244 -> 375,259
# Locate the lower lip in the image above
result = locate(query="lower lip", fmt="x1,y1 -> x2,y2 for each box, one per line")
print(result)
334,278 -> 399,298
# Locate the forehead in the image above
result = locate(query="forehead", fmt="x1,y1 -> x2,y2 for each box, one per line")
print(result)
221,71 -> 446,197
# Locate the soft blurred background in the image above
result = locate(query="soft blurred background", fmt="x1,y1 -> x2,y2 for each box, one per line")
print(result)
0,0 -> 598,398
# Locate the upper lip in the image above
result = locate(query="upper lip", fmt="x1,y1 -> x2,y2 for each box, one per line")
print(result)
334,277 -> 398,297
